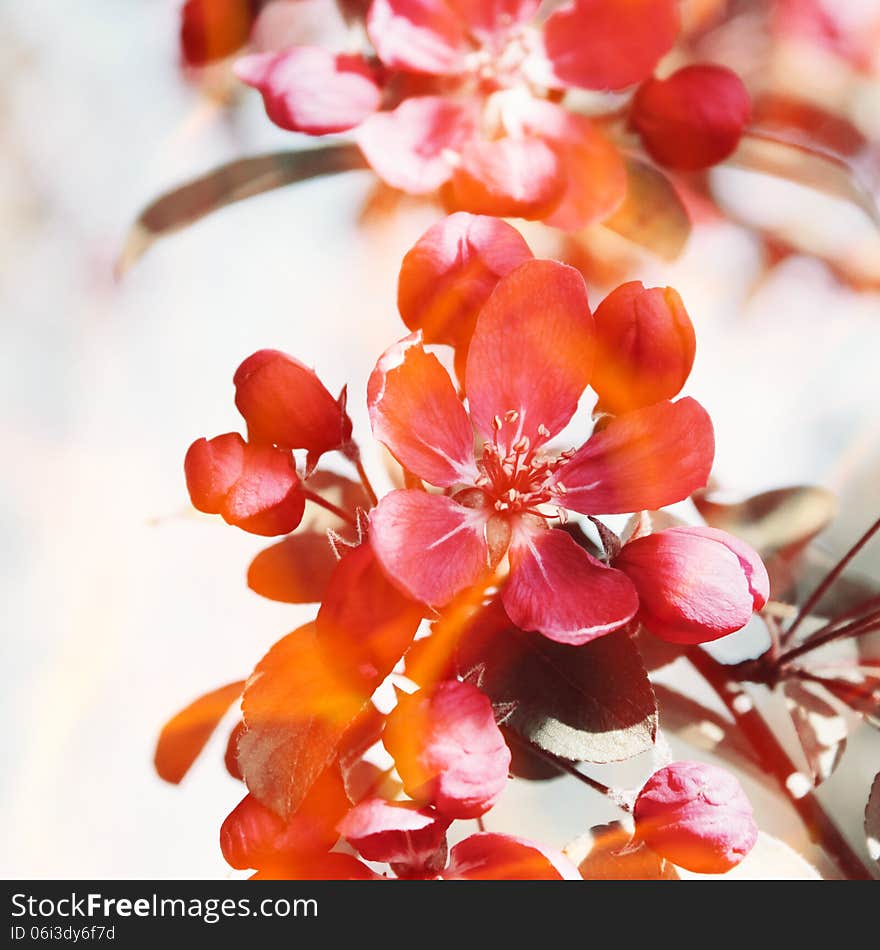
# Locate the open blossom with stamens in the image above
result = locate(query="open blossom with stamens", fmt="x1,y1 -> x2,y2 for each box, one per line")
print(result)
368,258 -> 715,644
234,0 -> 695,227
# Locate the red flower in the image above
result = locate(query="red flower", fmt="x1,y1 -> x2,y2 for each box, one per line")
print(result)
235,0 -> 691,227
631,64 -> 751,171
633,761 -> 759,873
383,680 -> 511,819
184,432 -> 305,536
367,259 -> 715,644
615,526 -> 769,644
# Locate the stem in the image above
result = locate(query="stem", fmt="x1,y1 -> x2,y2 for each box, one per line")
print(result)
686,646 -> 874,880
343,442 -> 378,507
301,488 -> 357,527
778,611 -> 880,671
783,513 -> 880,646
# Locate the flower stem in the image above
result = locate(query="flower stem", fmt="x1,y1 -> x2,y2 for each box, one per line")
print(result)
343,442 -> 378,507
782,513 -> 880,646
301,488 -> 357,527
686,646 -> 874,880
777,610 -> 880,671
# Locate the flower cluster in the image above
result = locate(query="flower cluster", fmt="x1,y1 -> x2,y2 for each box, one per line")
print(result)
232,0 -> 751,227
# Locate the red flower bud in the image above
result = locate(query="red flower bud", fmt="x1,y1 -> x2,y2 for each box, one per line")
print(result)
615,526 -> 769,645
233,349 -> 353,471
591,281 -> 696,415
180,0 -> 257,68
184,432 -> 305,536
633,761 -> 758,873
336,798 -> 450,877
631,64 -> 751,171
383,681 -> 511,819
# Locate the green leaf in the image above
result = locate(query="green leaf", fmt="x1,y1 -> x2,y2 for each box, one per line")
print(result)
457,603 -> 657,764
117,144 -> 367,274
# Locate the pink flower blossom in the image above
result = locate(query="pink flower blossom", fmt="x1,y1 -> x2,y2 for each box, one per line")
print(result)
368,259 -> 715,645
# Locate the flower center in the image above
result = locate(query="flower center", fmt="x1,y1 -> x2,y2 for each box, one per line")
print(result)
464,25 -> 536,93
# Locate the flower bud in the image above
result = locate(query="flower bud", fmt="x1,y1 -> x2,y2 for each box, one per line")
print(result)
633,761 -> 758,873
336,798 -> 450,877
631,64 -> 751,171
181,0 -> 255,68
383,681 -> 511,819
591,281 -> 696,415
615,526 -> 769,644
233,349 -> 353,471
184,432 -> 305,536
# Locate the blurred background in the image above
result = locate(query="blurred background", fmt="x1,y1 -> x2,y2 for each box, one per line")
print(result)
1,0 -> 878,878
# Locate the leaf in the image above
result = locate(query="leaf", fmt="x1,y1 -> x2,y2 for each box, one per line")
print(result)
237,624 -> 370,819
603,158 -> 691,260
783,680 -> 848,785
154,680 -> 245,784
867,773 -> 880,865
564,823 -> 679,880
247,531 -> 340,604
117,144 -> 368,274
457,602 -> 657,764
725,133 -> 880,227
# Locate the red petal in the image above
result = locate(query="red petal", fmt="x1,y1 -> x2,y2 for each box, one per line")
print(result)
383,680 -> 511,819
369,490 -> 490,607
367,0 -> 470,74
220,767 -> 350,870
247,531 -> 340,603
558,398 -> 714,515
234,350 -> 352,465
184,433 -> 306,536
337,798 -> 450,873
397,212 -> 533,351
591,281 -> 696,414
634,761 -> 758,873
368,334 -> 477,487
521,100 -> 627,230
154,680 -> 245,784
446,0 -> 540,40
451,135 -> 565,220
631,64 -> 751,171
502,527 -> 638,645
181,0 -> 255,67
357,97 -> 475,193
446,832 -> 580,879
465,259 -> 594,450
616,526 -> 767,644
316,542 -> 424,693
250,852 -> 381,880
234,47 -> 381,134
543,0 -> 679,90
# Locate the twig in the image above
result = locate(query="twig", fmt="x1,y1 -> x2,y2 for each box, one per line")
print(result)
301,488 -> 357,527
778,612 -> 880,670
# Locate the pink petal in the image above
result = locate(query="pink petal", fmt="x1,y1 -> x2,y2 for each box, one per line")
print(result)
397,212 -> 533,351
465,259 -> 594,450
234,47 -> 381,134
337,798 -> 450,874
558,398 -> 714,515
633,761 -> 758,873
368,333 -> 477,487
543,0 -> 680,91
383,680 -> 511,819
370,490 -> 490,607
367,0 -> 470,75
446,832 -> 581,880
356,96 -> 475,193
615,527 -> 768,644
520,100 -> 627,230
451,135 -> 566,220
502,527 -> 638,645
446,0 -> 541,40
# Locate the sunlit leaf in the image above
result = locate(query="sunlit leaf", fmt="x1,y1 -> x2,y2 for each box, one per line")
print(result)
247,532 -> 340,604
154,680 -> 245,784
564,822 -> 679,880
603,158 -> 691,260
457,602 -> 657,764
783,679 -> 848,785
117,144 -> 367,274
866,773 -> 880,864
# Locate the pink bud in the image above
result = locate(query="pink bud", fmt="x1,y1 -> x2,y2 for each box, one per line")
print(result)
234,350 -> 353,470
631,64 -> 751,171
591,281 -> 696,414
383,681 -> 511,819
336,798 -> 450,877
615,526 -> 769,644
633,761 -> 758,873
184,432 -> 305,536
